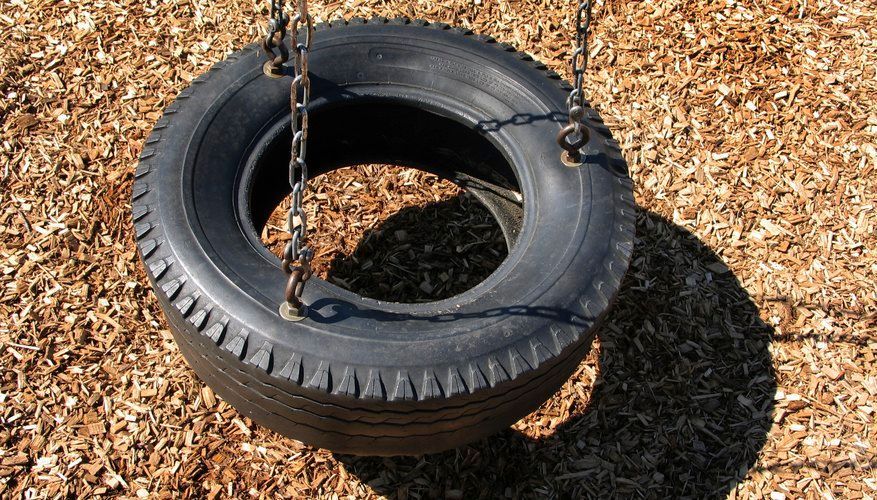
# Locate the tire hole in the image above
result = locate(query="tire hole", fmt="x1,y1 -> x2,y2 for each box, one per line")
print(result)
261,165 -> 509,303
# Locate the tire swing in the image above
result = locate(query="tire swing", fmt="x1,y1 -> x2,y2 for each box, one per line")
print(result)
133,0 -> 634,456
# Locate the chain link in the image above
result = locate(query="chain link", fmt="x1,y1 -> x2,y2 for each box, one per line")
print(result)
264,0 -> 316,321
557,0 -> 594,163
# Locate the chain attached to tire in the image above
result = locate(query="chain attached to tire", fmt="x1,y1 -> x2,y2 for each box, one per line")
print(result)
262,0 -> 290,77
557,0 -> 594,165
263,0 -> 316,321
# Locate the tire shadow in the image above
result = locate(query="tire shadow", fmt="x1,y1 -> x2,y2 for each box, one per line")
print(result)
331,204 -> 776,499
322,191 -> 507,303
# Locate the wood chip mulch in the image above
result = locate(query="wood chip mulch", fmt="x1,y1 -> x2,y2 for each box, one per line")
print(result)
263,166 -> 508,303
1,0 -> 875,498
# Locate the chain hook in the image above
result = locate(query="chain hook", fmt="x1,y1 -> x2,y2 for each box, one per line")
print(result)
262,1 -> 290,77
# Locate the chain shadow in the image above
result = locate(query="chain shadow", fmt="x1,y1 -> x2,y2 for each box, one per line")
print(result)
330,206 -> 776,499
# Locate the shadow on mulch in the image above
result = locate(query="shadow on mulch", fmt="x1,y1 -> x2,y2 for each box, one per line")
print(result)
323,193 -> 507,303
332,203 -> 777,499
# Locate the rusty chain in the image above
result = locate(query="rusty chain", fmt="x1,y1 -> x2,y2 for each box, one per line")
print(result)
557,0 -> 594,164
263,0 -> 316,321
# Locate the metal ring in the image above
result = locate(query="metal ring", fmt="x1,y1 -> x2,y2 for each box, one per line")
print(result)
556,123 -> 589,154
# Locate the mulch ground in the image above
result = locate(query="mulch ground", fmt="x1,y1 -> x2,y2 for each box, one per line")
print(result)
1,0 -> 875,498
263,166 -> 508,303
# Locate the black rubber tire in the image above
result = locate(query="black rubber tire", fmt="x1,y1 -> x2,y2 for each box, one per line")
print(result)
132,18 -> 634,456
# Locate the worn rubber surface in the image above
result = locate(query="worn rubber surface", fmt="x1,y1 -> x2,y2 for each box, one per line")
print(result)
132,18 -> 634,456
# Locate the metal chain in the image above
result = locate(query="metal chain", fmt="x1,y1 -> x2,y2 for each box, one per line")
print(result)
264,0 -> 315,321
262,0 -> 289,77
557,0 -> 594,164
